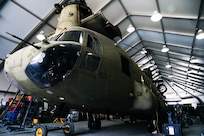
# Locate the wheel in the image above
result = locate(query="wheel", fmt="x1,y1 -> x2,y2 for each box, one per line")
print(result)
35,124 -> 47,136
158,84 -> 167,93
88,120 -> 94,129
88,119 -> 101,129
94,119 -> 101,129
187,118 -> 193,126
147,119 -> 156,133
63,122 -> 74,136
179,118 -> 185,128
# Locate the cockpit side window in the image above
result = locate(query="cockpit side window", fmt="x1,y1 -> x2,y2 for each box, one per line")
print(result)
79,35 -> 102,73
87,35 -> 93,49
87,35 -> 102,54
120,55 -> 131,76
93,37 -> 102,53
79,52 -> 100,73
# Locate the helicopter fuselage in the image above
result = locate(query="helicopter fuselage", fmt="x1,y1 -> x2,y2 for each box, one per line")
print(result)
4,27 -> 164,118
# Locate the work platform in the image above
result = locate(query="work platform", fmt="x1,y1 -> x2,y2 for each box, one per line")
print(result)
0,119 -> 203,136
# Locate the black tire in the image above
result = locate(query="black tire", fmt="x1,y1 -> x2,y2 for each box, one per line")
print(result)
94,119 -> 101,129
179,118 -> 186,128
147,119 -> 156,133
187,118 -> 193,126
88,120 -> 94,129
88,119 -> 101,129
35,124 -> 47,136
63,122 -> 74,136
157,84 -> 167,93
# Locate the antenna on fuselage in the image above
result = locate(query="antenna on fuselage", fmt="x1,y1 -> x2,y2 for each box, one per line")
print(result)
6,32 -> 41,50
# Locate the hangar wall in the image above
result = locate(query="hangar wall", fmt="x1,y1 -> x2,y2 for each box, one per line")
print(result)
0,70 -> 17,106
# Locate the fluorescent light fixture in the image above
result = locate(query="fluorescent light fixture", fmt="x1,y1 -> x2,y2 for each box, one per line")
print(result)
141,48 -> 147,54
196,29 -> 204,39
165,63 -> 171,68
151,11 -> 162,22
127,24 -> 135,32
36,31 -> 46,41
161,45 -> 169,52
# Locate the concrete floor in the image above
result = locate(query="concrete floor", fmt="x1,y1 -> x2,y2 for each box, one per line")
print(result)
0,119 -> 203,136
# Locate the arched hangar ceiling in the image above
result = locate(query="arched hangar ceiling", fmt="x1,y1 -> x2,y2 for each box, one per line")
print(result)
0,0 -> 204,106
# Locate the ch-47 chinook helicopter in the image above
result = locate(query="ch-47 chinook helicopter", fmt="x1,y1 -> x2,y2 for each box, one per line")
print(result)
4,0 -> 167,135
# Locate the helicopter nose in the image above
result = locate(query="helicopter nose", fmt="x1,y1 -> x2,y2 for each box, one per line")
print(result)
25,43 -> 81,89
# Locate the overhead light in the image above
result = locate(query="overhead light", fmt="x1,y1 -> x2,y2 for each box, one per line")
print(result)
186,78 -> 191,82
165,62 -> 171,68
187,70 -> 192,74
198,88 -> 203,91
151,10 -> 162,22
161,44 -> 169,52
191,102 -> 197,109
36,31 -> 46,41
150,60 -> 155,64
141,48 -> 147,54
150,65 -> 157,71
196,29 -> 204,39
127,24 -> 135,32
168,75 -> 174,78
190,56 -> 199,63
152,69 -> 159,75
152,72 -> 159,78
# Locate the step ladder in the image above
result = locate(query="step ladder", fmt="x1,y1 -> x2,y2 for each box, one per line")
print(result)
2,93 -> 39,131
20,96 -> 39,128
0,90 -> 24,124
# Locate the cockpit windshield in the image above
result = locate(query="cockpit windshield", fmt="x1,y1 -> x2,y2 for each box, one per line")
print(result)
25,44 -> 81,89
50,31 -> 84,44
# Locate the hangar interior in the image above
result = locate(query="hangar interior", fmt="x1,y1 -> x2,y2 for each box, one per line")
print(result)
0,0 -> 204,135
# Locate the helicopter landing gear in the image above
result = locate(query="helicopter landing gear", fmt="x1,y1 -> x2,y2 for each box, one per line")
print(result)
88,113 -> 101,129
63,121 -> 74,136
34,120 -> 74,136
35,124 -> 47,136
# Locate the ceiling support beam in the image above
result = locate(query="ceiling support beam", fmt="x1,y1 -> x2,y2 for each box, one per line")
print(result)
9,0 -> 63,54
118,0 -> 145,53
186,0 -> 204,82
172,82 -> 204,104
11,0 -> 55,29
165,80 -> 182,99
165,77 -> 204,94
164,75 -> 204,89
